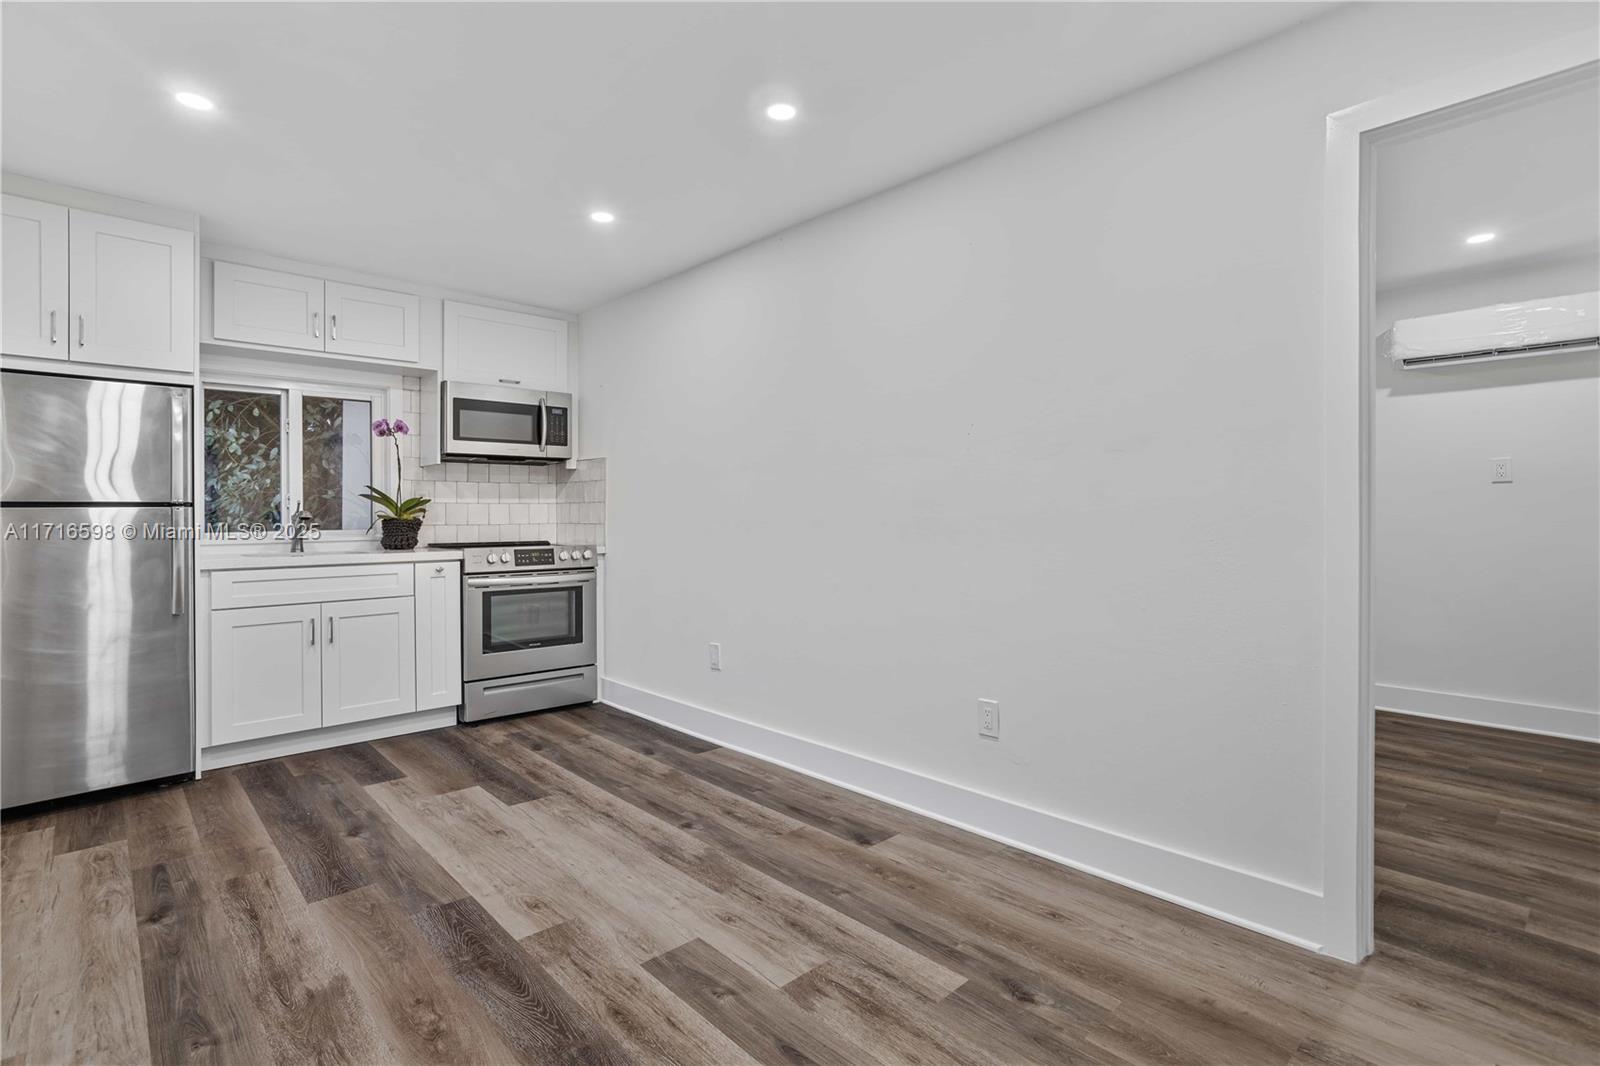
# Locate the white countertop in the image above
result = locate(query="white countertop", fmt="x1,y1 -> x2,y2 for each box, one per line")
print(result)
197,547 -> 464,571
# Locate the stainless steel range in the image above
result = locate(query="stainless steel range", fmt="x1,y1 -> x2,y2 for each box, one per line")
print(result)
431,540 -> 597,722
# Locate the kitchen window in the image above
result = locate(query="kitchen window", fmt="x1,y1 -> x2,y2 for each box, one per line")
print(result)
203,378 -> 390,539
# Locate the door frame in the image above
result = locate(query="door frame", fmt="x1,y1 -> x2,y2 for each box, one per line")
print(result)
1318,34 -> 1599,963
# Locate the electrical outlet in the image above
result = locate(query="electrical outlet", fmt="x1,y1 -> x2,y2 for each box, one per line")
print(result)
1490,457 -> 1513,483
978,698 -> 999,739
708,642 -> 722,671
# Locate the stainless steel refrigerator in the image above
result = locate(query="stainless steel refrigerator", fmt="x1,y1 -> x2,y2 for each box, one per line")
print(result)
1,370 -> 193,808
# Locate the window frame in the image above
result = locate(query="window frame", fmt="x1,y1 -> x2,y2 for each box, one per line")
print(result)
201,372 -> 400,543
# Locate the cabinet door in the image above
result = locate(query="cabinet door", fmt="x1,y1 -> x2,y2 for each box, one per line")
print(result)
443,300 -> 567,388
210,604 -> 322,745
325,281 -> 420,363
321,596 -> 417,726
2,195 -> 69,360
68,209 -> 195,372
414,561 -> 462,710
212,261 -> 325,351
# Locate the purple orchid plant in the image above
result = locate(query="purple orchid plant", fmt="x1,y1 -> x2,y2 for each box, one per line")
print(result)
361,418 -> 430,524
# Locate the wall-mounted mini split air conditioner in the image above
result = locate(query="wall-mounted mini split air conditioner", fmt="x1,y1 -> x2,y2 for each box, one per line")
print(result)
1379,290 -> 1599,368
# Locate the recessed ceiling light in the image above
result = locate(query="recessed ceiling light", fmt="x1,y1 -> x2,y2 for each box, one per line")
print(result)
589,210 -> 616,224
765,102 -> 798,122
174,91 -> 215,112
1465,232 -> 1496,245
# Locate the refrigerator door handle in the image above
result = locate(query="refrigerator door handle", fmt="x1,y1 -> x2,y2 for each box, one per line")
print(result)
170,508 -> 187,616
170,391 -> 189,503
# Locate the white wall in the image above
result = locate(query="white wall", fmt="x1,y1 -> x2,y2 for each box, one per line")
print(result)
1373,258 -> 1599,740
575,2 -> 1600,948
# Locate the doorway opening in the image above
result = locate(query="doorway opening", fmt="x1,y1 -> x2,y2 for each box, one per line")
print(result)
1361,65 -> 1598,987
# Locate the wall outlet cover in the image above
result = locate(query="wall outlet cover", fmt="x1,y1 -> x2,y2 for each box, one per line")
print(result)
978,698 -> 999,739
1490,457 -> 1513,483
708,642 -> 722,670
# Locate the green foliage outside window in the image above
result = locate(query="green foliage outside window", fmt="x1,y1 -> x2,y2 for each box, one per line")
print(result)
204,389 -> 281,532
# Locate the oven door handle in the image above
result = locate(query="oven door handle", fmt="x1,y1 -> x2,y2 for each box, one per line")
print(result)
466,573 -> 595,590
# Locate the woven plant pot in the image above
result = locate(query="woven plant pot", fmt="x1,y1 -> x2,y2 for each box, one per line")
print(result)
380,517 -> 423,551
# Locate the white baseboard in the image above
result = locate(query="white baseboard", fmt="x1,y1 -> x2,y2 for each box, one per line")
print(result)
1374,685 -> 1599,743
601,678 -> 1326,954
200,707 -> 458,772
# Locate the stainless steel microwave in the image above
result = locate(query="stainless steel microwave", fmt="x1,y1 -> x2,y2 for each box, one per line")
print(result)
440,381 -> 572,463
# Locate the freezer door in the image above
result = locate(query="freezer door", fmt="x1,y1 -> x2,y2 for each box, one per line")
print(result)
1,505 -> 193,807
1,371 -> 191,504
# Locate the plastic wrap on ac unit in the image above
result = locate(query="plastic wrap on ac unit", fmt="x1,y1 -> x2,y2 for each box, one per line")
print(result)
1378,290 -> 1599,367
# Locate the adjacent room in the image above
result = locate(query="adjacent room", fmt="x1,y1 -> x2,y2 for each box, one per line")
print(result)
2,3 -> 1596,1064
1367,63 -> 1599,1013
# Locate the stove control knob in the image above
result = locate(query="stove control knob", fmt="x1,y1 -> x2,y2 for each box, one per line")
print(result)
559,550 -> 570,561
583,549 -> 594,560
499,552 -> 511,564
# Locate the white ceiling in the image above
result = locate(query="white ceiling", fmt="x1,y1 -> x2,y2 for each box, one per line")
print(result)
3,2 -> 1328,311
1374,67 -> 1600,293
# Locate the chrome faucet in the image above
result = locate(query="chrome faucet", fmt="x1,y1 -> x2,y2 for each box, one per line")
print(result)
288,502 -> 317,553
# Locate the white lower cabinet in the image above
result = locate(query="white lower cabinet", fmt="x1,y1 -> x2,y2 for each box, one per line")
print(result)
414,561 -> 463,711
208,562 -> 460,747
321,596 -> 417,726
209,604 -> 322,745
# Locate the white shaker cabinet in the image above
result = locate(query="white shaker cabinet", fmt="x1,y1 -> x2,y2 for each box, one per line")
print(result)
209,604 -> 323,745
2,195 -> 69,360
414,561 -> 463,711
320,596 -> 417,726
212,261 -> 326,350
68,208 -> 195,373
324,281 -> 421,363
209,262 -> 421,365
443,300 -> 568,389
208,565 -> 432,746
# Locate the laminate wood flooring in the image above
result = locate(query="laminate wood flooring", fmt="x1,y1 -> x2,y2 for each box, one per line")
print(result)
2,705 -> 1595,1064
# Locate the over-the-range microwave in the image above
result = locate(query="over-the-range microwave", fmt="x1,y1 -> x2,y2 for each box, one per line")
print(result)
440,381 -> 572,463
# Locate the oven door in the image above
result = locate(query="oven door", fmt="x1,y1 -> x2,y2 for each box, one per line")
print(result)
441,381 -> 546,461
464,570 -> 596,681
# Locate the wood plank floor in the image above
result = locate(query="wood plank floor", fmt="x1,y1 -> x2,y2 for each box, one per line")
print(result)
3,705 -> 1595,1064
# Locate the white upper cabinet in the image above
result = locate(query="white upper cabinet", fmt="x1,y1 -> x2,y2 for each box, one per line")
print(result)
69,209 -> 195,373
443,300 -> 568,388
2,195 -> 69,360
212,261 -> 325,350
3,196 -> 193,373
325,281 -> 420,363
208,261 -> 421,365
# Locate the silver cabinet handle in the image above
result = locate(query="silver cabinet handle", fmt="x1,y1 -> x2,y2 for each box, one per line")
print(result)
498,378 -> 521,385
434,565 -> 445,573
77,314 -> 85,347
328,616 -> 335,644
309,618 -> 316,646
330,314 -> 338,340
49,310 -> 57,345
312,311 -> 321,339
